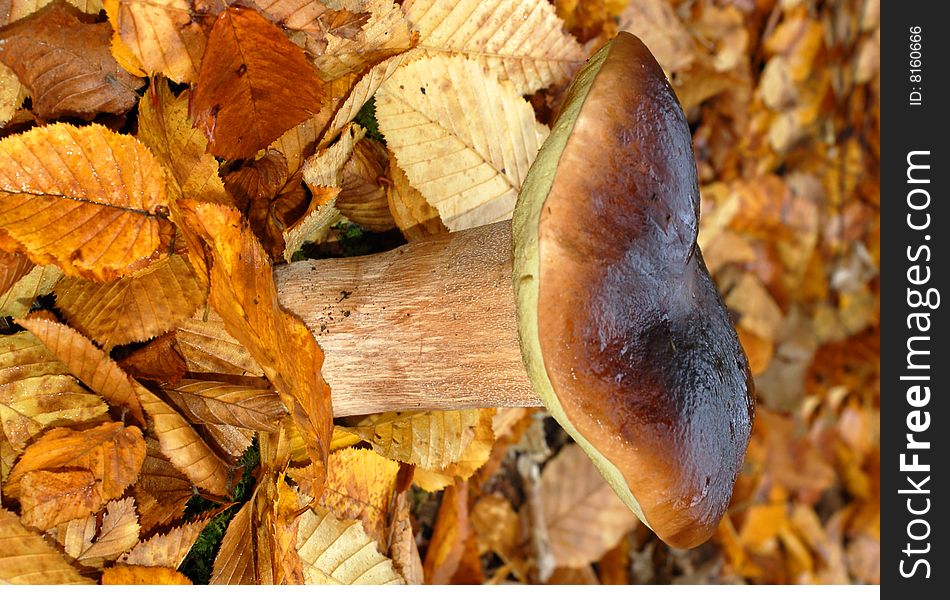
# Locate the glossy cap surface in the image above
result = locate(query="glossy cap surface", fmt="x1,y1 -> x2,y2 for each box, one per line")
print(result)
512,32 -> 755,548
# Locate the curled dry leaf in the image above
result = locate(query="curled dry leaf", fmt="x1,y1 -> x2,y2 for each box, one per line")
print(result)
191,5 -> 325,160
177,200 -> 332,494
3,421 -> 145,506
296,506 -> 404,584
375,55 -> 548,230
132,437 -> 194,534
316,447 -> 400,546
0,507 -> 93,584
0,264 -> 61,319
0,2 -> 143,120
308,0 -> 417,81
101,564 -> 192,584
117,332 -> 188,385
115,0 -> 209,83
175,309 -> 265,377
121,516 -> 210,569
18,317 -> 145,424
336,137 -> 395,231
162,379 -> 285,432
55,254 -> 208,350
137,385 -> 230,496
540,444 -> 639,568
386,153 -> 447,241
137,82 -> 231,206
0,123 -> 173,282
404,0 -> 585,95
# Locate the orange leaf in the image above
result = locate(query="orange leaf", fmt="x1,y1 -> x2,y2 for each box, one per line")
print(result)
19,470 -> 103,530
178,200 -> 332,494
0,250 -> 33,297
423,481 -> 469,584
0,123 -> 172,281
0,2 -> 144,120
114,0 -> 210,83
18,317 -> 146,425
101,564 -> 192,585
191,6 -> 324,159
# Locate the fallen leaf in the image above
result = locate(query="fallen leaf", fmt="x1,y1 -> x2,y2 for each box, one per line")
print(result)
413,408 -> 494,491
121,517 -> 209,569
175,309 -> 265,377
0,264 -> 61,319
423,481 -> 468,584
18,317 -> 146,424
3,421 -> 145,503
0,2 -> 143,120
55,254 -> 207,349
132,437 -> 194,534
347,409 -> 482,470
540,444 -> 639,568
162,379 -> 285,432
137,386 -> 230,495
54,512 -> 97,560
178,200 -> 332,495
336,137 -> 395,231
316,447 -> 400,546
471,493 -> 519,560
386,154 -> 447,241
191,5 -> 324,159
375,55 -> 548,230
0,251 -> 32,297
19,470 -> 102,530
0,123 -> 172,281
296,505 -> 404,584
77,497 -> 140,563
388,490 -> 424,584
101,564 -> 192,584
404,0 -> 584,95
115,0 -> 210,83
254,0 -> 369,56
0,507 -> 93,584
117,332 -> 188,385
210,500 -> 257,585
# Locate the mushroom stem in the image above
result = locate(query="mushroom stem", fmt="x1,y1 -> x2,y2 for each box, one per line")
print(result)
274,220 -> 539,417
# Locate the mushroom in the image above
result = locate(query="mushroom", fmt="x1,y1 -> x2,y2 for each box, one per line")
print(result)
275,32 -> 754,548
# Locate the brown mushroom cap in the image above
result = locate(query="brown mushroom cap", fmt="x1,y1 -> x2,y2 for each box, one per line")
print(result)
513,32 -> 755,549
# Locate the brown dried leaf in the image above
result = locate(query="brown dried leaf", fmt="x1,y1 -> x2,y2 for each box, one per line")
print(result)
3,421 -> 145,503
617,0 -> 698,74
0,507 -> 93,584
115,0 -> 209,83
210,499 -> 258,584
404,0 -> 584,95
388,490 -> 423,584
308,0 -> 416,81
254,0 -> 369,55
386,153 -> 447,241
0,2 -> 143,120
175,309 -> 265,377
0,264 -> 61,319
162,379 -> 285,432
137,82 -> 231,206
77,497 -> 140,563
177,200 -> 333,493
19,470 -> 102,530
337,138 -> 395,231
55,254 -> 207,350
541,444 -> 639,568
19,317 -> 145,425
296,505 -> 404,584
0,250 -> 32,296
471,493 -> 519,559
375,55 -> 548,230
101,564 -> 192,584
137,385 -> 229,496
316,447 -> 399,546
118,332 -> 188,385
121,517 -> 209,569
132,437 -> 193,534
54,512 -> 97,560
0,123 -> 172,281
192,5 -> 324,160
423,481 -> 468,584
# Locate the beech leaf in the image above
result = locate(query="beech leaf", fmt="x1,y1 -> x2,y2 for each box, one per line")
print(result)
0,507 -> 93,584
115,0 -> 209,83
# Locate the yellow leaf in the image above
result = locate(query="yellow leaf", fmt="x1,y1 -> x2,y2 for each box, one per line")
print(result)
19,470 -> 103,530
101,564 -> 192,584
471,494 -> 519,559
337,138 -> 395,231
121,517 -> 209,569
175,310 -> 265,377
115,0 -> 208,83
422,482 -> 471,584
386,153 -> 447,241
0,123 -> 172,281
4,421 -> 145,504
137,386 -> 229,496
103,0 -> 147,76
0,507 -> 93,584
412,409 -> 495,491
375,55 -> 548,230
316,447 -> 400,546
137,82 -> 231,206
0,63 -> 19,127
347,410 -> 481,470
55,254 -> 208,349
404,0 -> 584,95
162,379 -> 285,433
18,317 -> 145,425
77,497 -> 141,563
0,264 -> 61,319
296,506 -> 404,584
177,200 -> 333,493
540,444 -> 639,568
